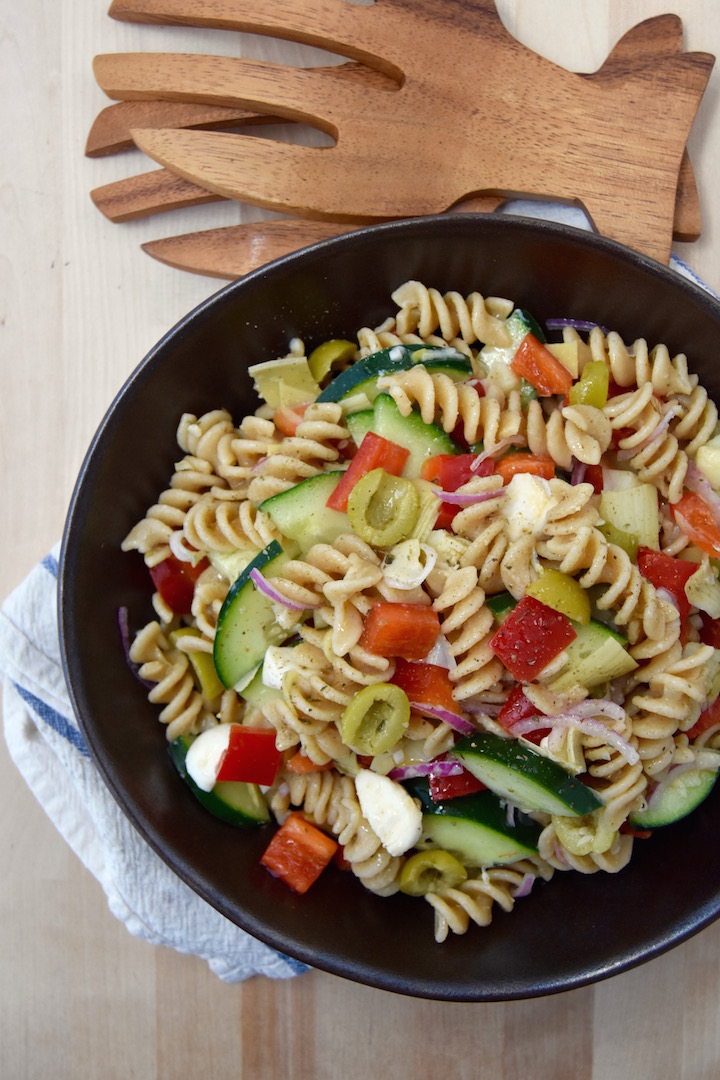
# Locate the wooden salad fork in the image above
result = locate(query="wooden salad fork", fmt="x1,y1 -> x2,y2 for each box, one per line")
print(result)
93,0 -> 712,264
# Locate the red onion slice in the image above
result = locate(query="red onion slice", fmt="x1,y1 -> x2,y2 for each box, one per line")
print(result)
471,436 -> 525,469
388,759 -> 464,781
410,702 -> 476,735
545,318 -> 609,334
249,567 -> 319,611
570,458 -> 587,485
435,486 -> 507,505
118,607 -> 154,689
513,873 -> 536,898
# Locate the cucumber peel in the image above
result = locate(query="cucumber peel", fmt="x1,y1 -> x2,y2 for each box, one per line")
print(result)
213,540 -> 293,690
169,734 -> 270,827
452,732 -> 602,816
405,779 -> 541,866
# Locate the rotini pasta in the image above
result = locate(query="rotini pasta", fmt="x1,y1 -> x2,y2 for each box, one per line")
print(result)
122,281 -> 720,944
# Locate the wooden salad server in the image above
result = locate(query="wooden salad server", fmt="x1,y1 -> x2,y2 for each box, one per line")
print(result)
137,154 -> 702,281
95,0 -> 713,263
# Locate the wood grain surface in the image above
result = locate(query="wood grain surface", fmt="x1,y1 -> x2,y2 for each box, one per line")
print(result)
4,3 -> 720,1079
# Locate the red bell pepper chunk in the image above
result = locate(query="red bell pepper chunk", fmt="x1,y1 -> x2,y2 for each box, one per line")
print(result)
273,402 -> 309,436
495,453 -> 556,484
637,547 -> 697,621
584,463 -> 604,493
421,453 -> 494,529
434,502 -> 460,530
325,431 -> 409,511
699,613 -> 720,648
497,685 -> 551,744
390,658 -> 459,713
672,491 -> 720,559
685,695 -> 720,740
510,333 -> 573,397
489,595 -> 576,682
360,602 -> 441,661
421,452 -> 493,490
149,553 -> 209,615
260,812 -> 338,894
429,767 -> 487,801
215,726 -> 282,787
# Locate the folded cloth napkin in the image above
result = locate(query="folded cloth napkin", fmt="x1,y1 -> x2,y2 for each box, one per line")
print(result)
0,206 -> 710,982
0,545 -> 308,982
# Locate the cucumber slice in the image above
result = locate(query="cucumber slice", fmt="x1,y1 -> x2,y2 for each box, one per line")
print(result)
345,409 -> 374,448
405,779 -> 540,866
347,356 -> 472,406
259,471 -> 350,552
369,393 -> 460,477
452,732 -> 602,816
549,618 -> 637,692
213,540 -> 293,690
238,663 -> 283,706
316,344 -> 416,403
316,344 -> 467,404
169,734 -> 270,826
628,752 -> 720,828
486,592 -> 517,623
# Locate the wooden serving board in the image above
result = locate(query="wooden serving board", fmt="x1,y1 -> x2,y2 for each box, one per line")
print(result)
90,2 -> 714,274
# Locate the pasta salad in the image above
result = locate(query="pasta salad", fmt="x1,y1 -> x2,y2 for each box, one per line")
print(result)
121,280 -> 720,942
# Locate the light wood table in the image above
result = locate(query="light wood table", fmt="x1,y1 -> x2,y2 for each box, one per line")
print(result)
3,3 -> 720,1077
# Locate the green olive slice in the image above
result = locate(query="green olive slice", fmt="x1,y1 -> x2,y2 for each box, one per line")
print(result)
551,809 -> 616,856
307,338 -> 356,382
340,683 -> 410,755
399,849 -> 468,896
347,468 -> 419,547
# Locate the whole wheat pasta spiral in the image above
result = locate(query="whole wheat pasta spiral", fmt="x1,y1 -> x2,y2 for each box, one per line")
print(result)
604,385 -> 687,501
426,861 -> 553,942
527,401 -> 611,468
182,491 -> 280,554
589,328 -> 696,399
391,280 -> 514,348
128,621 -> 217,741
356,320 -> 474,359
376,367 -> 525,450
430,565 -> 504,700
121,454 -> 225,566
270,769 -> 403,896
670,384 -> 719,456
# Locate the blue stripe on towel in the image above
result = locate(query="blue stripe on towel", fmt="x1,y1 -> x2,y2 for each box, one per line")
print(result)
276,952 -> 310,974
14,683 -> 90,757
42,552 -> 59,578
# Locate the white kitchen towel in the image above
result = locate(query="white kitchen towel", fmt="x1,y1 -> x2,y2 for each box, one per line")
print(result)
0,206 -> 710,982
0,545 -> 308,982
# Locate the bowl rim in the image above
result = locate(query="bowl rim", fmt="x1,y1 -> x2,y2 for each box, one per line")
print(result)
58,213 -> 720,1000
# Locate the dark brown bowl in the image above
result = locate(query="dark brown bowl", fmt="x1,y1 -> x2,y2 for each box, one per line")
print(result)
59,215 -> 720,1000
